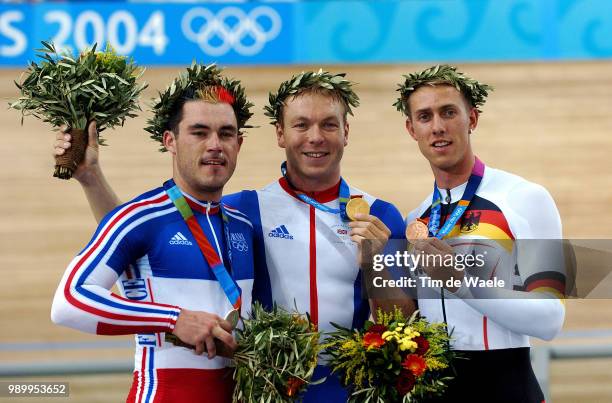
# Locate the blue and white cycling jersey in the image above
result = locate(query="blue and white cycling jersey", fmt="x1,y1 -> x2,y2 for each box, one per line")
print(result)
224,177 -> 406,401
52,179 -> 255,402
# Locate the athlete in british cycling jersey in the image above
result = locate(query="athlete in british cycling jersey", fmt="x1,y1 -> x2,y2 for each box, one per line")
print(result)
395,65 -> 565,402
51,67 -> 255,403
224,72 -> 411,401
54,71 -> 414,402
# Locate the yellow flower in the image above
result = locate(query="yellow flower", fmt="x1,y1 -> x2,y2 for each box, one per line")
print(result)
341,340 -> 355,350
404,328 -> 420,337
399,338 -> 418,351
425,357 -> 448,371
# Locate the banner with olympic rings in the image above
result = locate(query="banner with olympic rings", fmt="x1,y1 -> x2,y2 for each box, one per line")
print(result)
1,0 -> 611,67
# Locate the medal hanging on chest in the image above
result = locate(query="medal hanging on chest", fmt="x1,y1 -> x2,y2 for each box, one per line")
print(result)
280,161 -> 368,221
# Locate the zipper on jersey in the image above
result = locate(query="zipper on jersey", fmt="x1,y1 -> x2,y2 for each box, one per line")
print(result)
205,201 -> 224,265
440,189 -> 451,336
444,188 -> 452,204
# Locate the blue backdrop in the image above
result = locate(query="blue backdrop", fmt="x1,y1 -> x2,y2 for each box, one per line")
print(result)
1,0 -> 611,67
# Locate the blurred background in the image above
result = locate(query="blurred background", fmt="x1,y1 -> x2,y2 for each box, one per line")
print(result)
1,0 -> 612,401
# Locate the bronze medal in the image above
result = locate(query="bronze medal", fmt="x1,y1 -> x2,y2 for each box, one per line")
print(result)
405,219 -> 429,240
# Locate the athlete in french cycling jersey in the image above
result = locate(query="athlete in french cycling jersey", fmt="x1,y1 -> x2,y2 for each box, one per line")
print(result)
51,69 -> 256,403
52,182 -> 255,402
396,65 -> 565,402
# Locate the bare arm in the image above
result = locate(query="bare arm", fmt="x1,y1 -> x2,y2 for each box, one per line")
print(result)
54,121 -> 121,222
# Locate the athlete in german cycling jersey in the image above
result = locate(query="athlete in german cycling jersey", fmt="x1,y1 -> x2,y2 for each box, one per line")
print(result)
51,67 -> 256,403
407,164 -> 565,349
396,65 -> 565,402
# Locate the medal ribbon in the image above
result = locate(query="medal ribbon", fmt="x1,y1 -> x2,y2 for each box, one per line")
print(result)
428,157 -> 485,239
281,161 -> 351,221
165,184 -> 241,310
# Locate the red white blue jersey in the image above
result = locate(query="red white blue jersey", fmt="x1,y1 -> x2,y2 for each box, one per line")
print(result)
407,166 -> 565,351
52,179 -> 255,403
223,177 -> 405,401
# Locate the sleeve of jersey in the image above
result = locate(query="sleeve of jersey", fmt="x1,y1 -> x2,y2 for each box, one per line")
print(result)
455,182 -> 565,340
50,196 -> 181,335
371,200 -> 406,241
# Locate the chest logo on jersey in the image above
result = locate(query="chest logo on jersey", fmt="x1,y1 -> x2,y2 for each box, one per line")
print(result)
168,231 -> 193,246
332,223 -> 353,245
230,232 -> 249,252
460,211 -> 481,233
268,225 -> 294,240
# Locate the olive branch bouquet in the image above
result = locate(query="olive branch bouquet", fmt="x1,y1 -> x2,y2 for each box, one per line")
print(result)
9,41 -> 147,179
232,302 -> 322,402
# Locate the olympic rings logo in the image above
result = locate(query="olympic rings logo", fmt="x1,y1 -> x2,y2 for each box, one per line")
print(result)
232,240 -> 248,252
181,6 -> 282,56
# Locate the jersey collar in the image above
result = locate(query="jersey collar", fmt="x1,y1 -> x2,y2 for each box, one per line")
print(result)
436,182 -> 468,205
163,179 -> 220,215
279,177 -> 341,204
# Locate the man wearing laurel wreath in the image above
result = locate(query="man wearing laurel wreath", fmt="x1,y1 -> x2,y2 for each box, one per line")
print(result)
395,65 -> 566,402
223,71 -> 412,401
53,70 -> 413,401
51,65 -> 256,403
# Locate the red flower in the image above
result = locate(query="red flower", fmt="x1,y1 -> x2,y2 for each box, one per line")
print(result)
367,324 -> 387,334
396,369 -> 416,396
413,336 -> 430,355
402,354 -> 427,377
285,377 -> 305,397
362,331 -> 385,349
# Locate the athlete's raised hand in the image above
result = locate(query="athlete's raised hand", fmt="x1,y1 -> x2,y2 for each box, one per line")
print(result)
53,121 -> 101,185
172,308 -> 237,359
349,213 -> 391,269
52,120 -> 121,222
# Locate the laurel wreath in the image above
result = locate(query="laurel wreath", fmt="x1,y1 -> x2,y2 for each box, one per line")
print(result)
263,69 -> 360,125
394,64 -> 493,115
144,62 -> 254,152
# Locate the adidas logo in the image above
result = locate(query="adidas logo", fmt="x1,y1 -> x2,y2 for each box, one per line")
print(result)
268,225 -> 294,240
169,232 -> 193,246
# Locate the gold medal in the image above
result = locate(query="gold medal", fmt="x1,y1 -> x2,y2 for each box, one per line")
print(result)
346,198 -> 370,221
405,219 -> 429,240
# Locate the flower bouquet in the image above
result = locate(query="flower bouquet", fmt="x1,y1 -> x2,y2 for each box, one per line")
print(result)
232,302 -> 321,402
9,41 -> 147,179
323,307 -> 454,402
